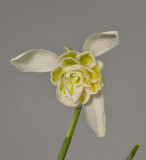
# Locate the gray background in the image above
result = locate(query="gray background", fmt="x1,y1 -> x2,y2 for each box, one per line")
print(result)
0,0 -> 146,159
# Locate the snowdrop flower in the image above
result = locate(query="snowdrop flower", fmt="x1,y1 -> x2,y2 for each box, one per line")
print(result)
11,31 -> 119,137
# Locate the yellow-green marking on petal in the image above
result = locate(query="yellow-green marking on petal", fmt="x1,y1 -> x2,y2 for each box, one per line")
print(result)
74,77 -> 81,85
77,52 -> 96,67
70,74 -> 78,81
59,51 -> 77,60
51,67 -> 63,85
87,81 -> 101,94
65,79 -> 74,96
80,89 -> 90,104
60,81 -> 66,95
87,68 -> 100,83
61,57 -> 79,67
92,65 -> 101,75
83,77 -> 90,87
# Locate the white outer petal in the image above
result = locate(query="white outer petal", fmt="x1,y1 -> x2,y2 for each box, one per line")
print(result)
84,92 -> 106,137
11,49 -> 59,72
83,31 -> 119,57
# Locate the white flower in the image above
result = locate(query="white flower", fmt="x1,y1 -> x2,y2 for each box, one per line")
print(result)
51,51 -> 104,108
11,31 -> 119,137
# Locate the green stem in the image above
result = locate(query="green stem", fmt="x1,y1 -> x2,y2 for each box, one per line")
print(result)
57,107 -> 82,160
62,46 -> 72,51
126,144 -> 140,160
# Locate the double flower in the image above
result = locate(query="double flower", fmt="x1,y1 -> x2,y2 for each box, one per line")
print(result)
11,31 -> 119,137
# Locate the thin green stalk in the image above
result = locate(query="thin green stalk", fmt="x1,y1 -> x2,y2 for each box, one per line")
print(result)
126,144 -> 140,160
62,46 -> 72,51
57,107 -> 82,160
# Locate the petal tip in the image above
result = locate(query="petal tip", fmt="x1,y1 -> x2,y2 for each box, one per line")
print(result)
96,128 -> 106,137
83,31 -> 119,57
10,56 -> 17,64
10,49 -> 59,72
10,57 -> 24,72
10,58 -> 14,65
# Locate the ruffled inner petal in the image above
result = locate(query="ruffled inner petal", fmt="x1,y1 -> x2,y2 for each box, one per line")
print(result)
59,51 -> 77,60
51,66 -> 63,85
64,79 -> 74,97
56,88 -> 81,107
86,67 -> 100,83
86,81 -> 101,94
61,57 -> 79,67
59,81 -> 66,95
80,89 -> 90,104
77,52 -> 96,68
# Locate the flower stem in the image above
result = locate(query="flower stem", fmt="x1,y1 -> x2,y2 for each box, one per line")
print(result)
62,46 -> 72,51
126,144 -> 140,160
57,106 -> 82,160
